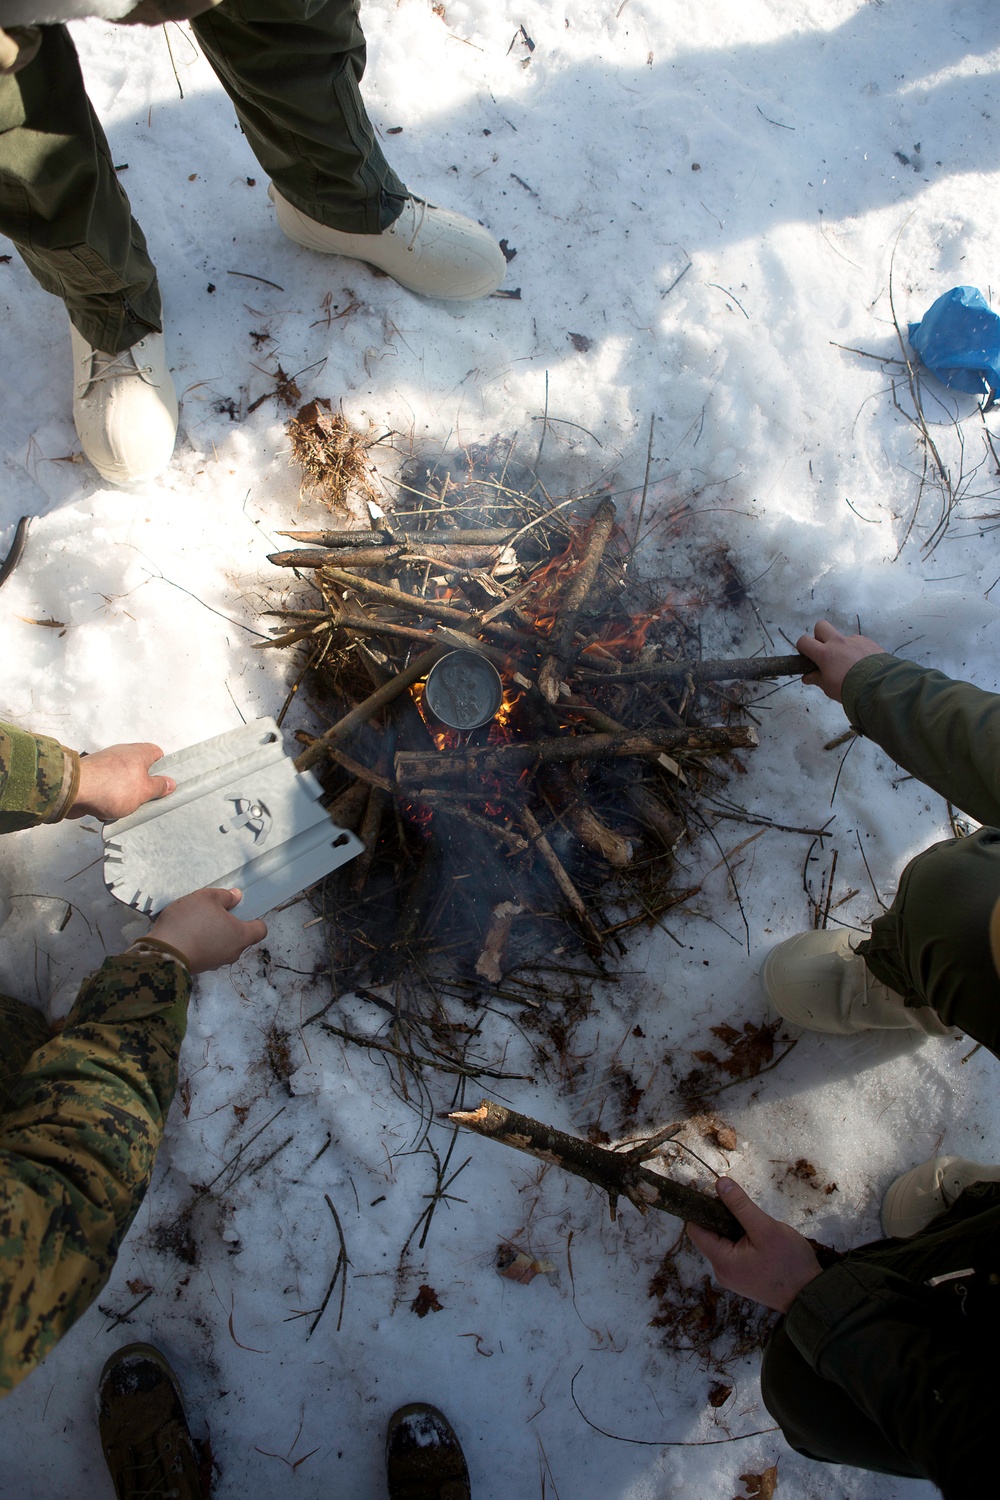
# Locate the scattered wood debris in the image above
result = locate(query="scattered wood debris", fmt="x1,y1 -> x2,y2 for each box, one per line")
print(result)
285,398 -> 379,508
648,1232 -> 774,1365
680,1020 -> 794,1106
782,1157 -> 838,1195
263,1019 -> 295,1091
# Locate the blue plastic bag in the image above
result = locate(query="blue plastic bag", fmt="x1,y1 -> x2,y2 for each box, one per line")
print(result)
908,285 -> 1000,405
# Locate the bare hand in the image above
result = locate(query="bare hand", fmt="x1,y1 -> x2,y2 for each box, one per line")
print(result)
796,619 -> 885,704
686,1178 -> 822,1314
68,742 -> 176,821
146,887 -> 268,975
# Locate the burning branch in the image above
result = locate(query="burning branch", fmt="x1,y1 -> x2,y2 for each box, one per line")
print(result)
277,525 -> 517,547
294,647 -> 442,771
394,727 -> 758,787
538,497 -> 617,702
516,802 -> 603,946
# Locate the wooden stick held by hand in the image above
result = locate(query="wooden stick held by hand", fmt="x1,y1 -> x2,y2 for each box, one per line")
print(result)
449,1098 -> 742,1238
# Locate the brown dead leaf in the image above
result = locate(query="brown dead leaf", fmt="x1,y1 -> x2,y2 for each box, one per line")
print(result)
734,1464 -> 778,1500
495,1244 -> 555,1284
412,1284 -> 443,1318
711,1019 -> 779,1079
708,1380 -> 732,1408
568,332 -> 593,353
783,1157 -> 838,1195
676,1112 -> 738,1154
126,1278 -> 152,1296
702,1120 -> 738,1151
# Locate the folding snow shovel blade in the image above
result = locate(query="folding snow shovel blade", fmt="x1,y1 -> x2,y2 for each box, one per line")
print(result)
103,718 -> 364,920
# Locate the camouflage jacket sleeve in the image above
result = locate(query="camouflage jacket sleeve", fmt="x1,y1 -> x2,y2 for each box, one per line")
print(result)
842,654 -> 1000,828
0,953 -> 191,1396
0,721 -> 79,834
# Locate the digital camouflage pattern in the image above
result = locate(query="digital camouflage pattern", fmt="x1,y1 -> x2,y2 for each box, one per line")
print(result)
0,721 -> 78,834
0,955 -> 190,1396
0,723 -> 191,1396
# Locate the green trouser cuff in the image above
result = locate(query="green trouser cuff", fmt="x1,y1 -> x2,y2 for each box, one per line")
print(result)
193,0 -> 407,236
856,827 -> 1000,1055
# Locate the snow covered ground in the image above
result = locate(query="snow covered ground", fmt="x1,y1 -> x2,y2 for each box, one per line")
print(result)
2,0 -> 999,1494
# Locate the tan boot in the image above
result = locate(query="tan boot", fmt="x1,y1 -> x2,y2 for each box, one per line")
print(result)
386,1404 -> 471,1500
881,1155 -> 1000,1238
98,1343 -> 204,1500
759,929 -> 955,1036
269,185 -> 506,301
70,325 -> 178,486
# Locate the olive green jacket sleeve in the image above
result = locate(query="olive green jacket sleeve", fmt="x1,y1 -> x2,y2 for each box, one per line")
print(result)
842,654 -> 1000,827
0,951 -> 191,1396
0,721 -> 80,833
784,1259 -> 990,1497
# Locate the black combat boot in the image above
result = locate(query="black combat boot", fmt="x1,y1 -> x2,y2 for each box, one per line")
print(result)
98,1343 -> 205,1500
385,1403 -> 471,1500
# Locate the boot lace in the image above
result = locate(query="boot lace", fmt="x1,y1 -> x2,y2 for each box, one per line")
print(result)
87,346 -> 146,384
119,1434 -> 190,1500
406,196 -> 427,252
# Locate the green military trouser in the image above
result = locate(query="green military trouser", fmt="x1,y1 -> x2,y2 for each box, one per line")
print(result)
835,653 -> 1000,1061
857,826 -> 1000,1059
0,0 -> 407,353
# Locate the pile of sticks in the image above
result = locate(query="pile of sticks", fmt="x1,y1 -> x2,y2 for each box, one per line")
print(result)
263,444 -> 806,992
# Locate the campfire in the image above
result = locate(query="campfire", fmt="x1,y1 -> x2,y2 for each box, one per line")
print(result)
262,422 -> 805,1006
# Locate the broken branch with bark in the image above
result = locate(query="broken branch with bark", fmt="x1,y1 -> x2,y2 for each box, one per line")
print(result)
394,726 -> 758,786
449,1099 -> 742,1237
573,652 -> 811,685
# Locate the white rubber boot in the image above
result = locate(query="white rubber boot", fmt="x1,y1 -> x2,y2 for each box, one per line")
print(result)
70,325 -> 178,486
759,929 -> 955,1036
269,185 -> 506,301
881,1155 -> 1000,1238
